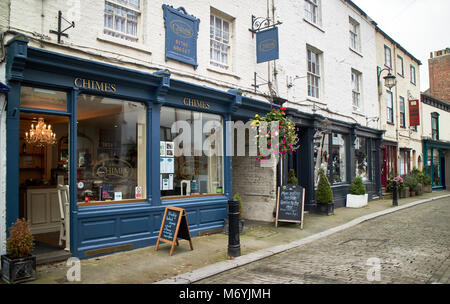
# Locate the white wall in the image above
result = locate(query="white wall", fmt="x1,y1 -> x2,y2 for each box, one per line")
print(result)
275,0 -> 379,127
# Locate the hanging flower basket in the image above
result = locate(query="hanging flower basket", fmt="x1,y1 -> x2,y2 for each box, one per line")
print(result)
250,107 -> 299,162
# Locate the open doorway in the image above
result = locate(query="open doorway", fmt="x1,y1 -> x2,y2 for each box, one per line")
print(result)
19,112 -> 71,263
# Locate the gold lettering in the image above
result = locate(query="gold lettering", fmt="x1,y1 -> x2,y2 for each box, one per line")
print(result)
94,81 -> 101,91
74,78 -> 82,88
73,77 -> 116,93
110,84 -> 116,92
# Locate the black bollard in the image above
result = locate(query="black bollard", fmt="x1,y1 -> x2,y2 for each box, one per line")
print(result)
227,198 -> 241,258
392,180 -> 398,206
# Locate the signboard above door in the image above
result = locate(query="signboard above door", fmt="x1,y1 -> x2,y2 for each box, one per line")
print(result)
163,5 -> 200,69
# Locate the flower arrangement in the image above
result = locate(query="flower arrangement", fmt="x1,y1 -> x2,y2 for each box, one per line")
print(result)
386,174 -> 404,192
251,107 -> 299,162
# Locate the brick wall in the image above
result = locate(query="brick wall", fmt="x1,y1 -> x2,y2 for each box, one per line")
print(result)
429,53 -> 450,101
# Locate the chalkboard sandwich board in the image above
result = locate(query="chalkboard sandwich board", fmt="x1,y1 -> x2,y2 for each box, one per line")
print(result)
155,206 -> 193,256
275,185 -> 305,229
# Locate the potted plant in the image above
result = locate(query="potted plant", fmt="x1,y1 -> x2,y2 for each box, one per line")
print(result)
346,175 -> 368,208
405,175 -> 418,196
1,219 -> 36,284
315,168 -> 334,215
423,176 -> 432,193
287,169 -> 298,185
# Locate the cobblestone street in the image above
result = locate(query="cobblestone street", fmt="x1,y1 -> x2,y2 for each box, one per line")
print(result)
197,197 -> 450,284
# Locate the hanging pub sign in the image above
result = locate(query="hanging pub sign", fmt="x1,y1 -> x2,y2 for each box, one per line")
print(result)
256,27 -> 279,63
409,99 -> 420,126
162,4 -> 200,69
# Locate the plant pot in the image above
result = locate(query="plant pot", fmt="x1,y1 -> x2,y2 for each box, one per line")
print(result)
316,203 -> 334,216
424,185 -> 432,193
223,218 -> 245,235
400,187 -> 410,198
346,194 -> 368,208
1,255 -> 36,284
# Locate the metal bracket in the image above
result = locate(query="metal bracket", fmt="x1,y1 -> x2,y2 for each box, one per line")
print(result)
251,72 -> 270,93
249,15 -> 282,38
49,11 -> 75,43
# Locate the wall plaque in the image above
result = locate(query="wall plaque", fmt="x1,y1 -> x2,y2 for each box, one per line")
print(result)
163,5 -> 200,69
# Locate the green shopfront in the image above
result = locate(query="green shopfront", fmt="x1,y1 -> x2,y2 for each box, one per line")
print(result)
5,36 -> 273,258
423,139 -> 449,190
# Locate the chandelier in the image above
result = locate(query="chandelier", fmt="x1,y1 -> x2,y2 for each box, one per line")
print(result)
25,118 -> 56,146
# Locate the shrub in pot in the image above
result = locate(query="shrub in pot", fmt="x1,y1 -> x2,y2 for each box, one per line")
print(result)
405,175 -> 418,196
315,168 -> 334,215
287,169 -> 298,185
1,219 -> 36,284
423,176 -> 432,193
346,176 -> 368,208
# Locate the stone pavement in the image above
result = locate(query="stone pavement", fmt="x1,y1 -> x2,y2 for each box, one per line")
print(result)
196,196 -> 450,284
8,190 -> 449,284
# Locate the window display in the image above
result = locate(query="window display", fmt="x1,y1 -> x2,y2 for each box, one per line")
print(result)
331,133 -> 346,183
76,95 -> 146,203
355,137 -> 368,181
160,106 -> 224,198
313,133 -> 329,186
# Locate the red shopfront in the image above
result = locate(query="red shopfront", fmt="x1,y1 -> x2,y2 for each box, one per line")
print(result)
381,142 -> 398,188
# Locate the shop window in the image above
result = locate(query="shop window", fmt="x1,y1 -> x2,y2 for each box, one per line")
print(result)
20,86 -> 67,111
331,133 -> 346,183
313,132 -> 329,186
432,149 -> 441,187
355,137 -> 368,181
76,95 -> 146,204
104,0 -> 140,42
160,106 -> 224,198
399,150 -> 410,176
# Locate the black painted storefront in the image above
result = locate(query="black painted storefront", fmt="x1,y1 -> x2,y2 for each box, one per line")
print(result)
284,108 -> 384,211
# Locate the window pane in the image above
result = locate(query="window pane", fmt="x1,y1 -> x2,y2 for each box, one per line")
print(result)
160,107 -> 224,197
314,133 -> 329,186
332,133 -> 346,183
355,137 -> 368,181
20,86 -> 67,111
76,95 -> 146,203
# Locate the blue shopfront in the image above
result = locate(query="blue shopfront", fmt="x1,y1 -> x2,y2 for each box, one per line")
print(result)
5,36 -> 273,259
423,139 -> 449,190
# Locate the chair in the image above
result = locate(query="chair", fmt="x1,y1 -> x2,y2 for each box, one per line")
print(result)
57,185 -> 70,251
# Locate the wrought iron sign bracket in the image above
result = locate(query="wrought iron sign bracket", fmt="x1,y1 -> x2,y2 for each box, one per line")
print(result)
49,11 -> 75,43
249,15 -> 282,38
251,72 -> 270,93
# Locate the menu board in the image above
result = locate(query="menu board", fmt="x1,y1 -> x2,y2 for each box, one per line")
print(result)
155,206 -> 194,256
275,185 -> 305,229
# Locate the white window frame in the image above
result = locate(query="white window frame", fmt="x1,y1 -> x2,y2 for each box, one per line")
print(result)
386,90 -> 394,124
104,0 -> 141,43
384,45 -> 392,68
307,48 -> 321,99
397,55 -> 404,77
410,64 -> 416,85
399,96 -> 406,128
210,14 -> 231,70
304,0 -> 320,25
352,70 -> 362,110
349,18 -> 360,52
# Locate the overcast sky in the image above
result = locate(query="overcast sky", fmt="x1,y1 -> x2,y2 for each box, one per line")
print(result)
351,0 -> 450,92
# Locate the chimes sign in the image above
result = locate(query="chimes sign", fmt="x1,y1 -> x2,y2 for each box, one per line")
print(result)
409,99 -> 420,126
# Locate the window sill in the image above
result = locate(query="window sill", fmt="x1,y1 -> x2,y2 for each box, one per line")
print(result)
303,18 -> 325,33
397,73 -> 404,78
352,110 -> 365,117
306,97 -> 326,106
207,66 -> 241,80
349,47 -> 363,57
386,121 -> 395,126
161,194 -> 225,200
78,198 -> 147,207
97,33 -> 152,55
410,82 -> 416,86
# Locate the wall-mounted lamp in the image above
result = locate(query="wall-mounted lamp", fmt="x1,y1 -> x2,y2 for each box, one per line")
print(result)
377,67 -> 397,91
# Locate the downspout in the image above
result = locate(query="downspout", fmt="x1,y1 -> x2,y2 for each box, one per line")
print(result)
0,93 -> 7,255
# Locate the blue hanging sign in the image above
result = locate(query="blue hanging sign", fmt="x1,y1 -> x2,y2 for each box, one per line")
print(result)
256,27 -> 279,63
163,5 -> 200,69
